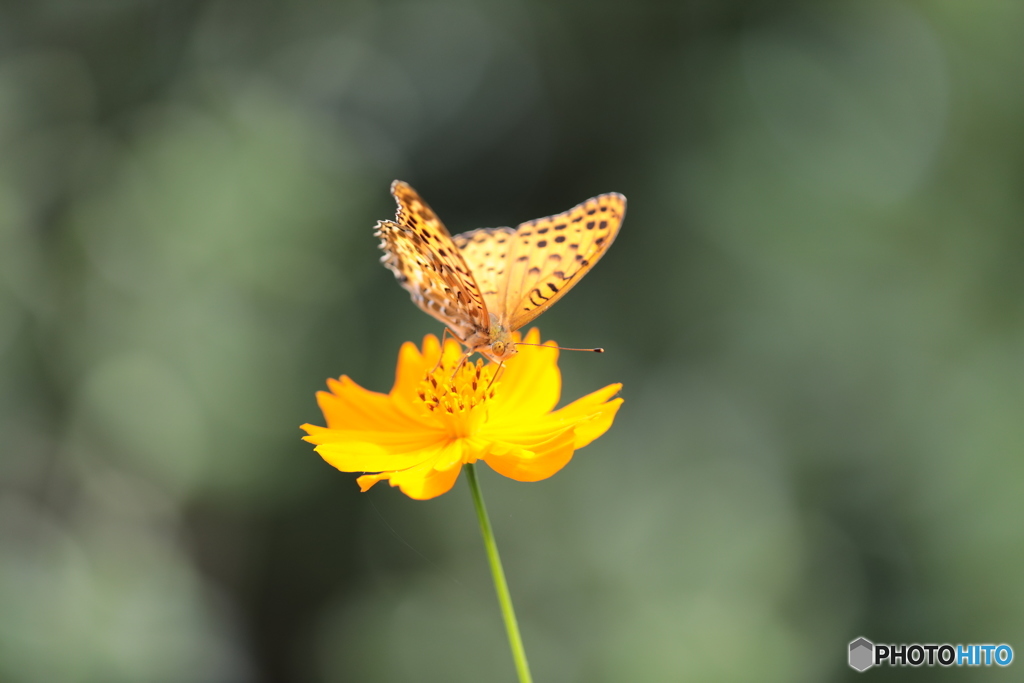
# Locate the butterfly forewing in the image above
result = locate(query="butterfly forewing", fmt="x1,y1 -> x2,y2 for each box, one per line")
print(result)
451,227 -> 517,315
459,192 -> 626,330
376,181 -> 490,342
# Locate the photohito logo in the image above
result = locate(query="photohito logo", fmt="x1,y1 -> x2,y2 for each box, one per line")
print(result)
848,637 -> 1013,671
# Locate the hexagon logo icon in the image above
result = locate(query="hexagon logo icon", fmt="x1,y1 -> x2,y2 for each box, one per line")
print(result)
849,637 -> 874,672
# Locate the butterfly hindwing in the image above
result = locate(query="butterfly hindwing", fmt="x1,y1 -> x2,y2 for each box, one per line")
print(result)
376,181 -> 490,342
482,192 -> 625,330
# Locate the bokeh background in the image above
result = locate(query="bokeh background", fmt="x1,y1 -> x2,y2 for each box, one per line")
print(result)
1,1 -> 1022,681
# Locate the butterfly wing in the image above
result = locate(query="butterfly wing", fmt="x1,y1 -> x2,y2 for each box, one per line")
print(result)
451,227 -> 517,315
376,181 -> 490,343
455,192 -> 625,332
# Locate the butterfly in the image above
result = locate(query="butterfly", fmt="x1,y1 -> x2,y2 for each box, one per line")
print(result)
376,180 -> 626,362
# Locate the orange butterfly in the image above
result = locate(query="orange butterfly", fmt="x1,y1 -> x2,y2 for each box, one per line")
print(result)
376,181 -> 626,362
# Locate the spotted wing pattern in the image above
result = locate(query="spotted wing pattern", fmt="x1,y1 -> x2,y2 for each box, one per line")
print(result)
454,193 -> 626,330
376,181 -> 490,343
450,227 -> 517,315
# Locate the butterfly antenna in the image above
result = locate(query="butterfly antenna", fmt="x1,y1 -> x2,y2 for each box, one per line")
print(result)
515,343 -> 605,353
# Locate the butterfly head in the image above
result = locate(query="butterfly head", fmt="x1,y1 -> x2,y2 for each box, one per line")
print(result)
482,323 -> 518,363
488,339 -> 517,361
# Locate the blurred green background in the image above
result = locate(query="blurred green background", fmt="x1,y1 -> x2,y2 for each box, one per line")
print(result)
1,1 -> 1022,681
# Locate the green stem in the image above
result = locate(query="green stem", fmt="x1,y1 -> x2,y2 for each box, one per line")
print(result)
465,463 -> 534,683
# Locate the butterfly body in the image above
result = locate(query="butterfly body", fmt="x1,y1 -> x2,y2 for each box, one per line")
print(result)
376,180 -> 625,362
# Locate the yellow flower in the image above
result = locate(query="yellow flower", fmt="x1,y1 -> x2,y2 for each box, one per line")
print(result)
301,329 -> 622,500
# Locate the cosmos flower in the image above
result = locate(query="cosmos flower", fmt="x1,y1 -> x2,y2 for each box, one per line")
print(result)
301,329 -> 622,500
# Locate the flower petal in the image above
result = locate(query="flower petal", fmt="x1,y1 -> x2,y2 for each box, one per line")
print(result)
357,450 -> 464,500
314,432 -> 447,472
313,375 -> 428,431
390,335 -> 443,397
388,335 -> 463,423
483,426 -> 577,482
485,383 -> 622,448
459,437 -> 491,464
301,424 -> 437,448
552,384 -> 624,448
356,472 -> 388,492
432,439 -> 465,471
488,328 -> 561,416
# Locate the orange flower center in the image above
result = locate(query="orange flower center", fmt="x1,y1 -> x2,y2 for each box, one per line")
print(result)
417,357 -> 498,414
416,357 -> 499,437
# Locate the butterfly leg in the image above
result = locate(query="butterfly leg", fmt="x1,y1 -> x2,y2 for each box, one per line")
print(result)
449,350 -> 472,380
485,358 -> 505,389
431,327 -> 459,374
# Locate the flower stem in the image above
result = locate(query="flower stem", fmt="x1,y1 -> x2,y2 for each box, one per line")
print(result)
465,463 -> 534,683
